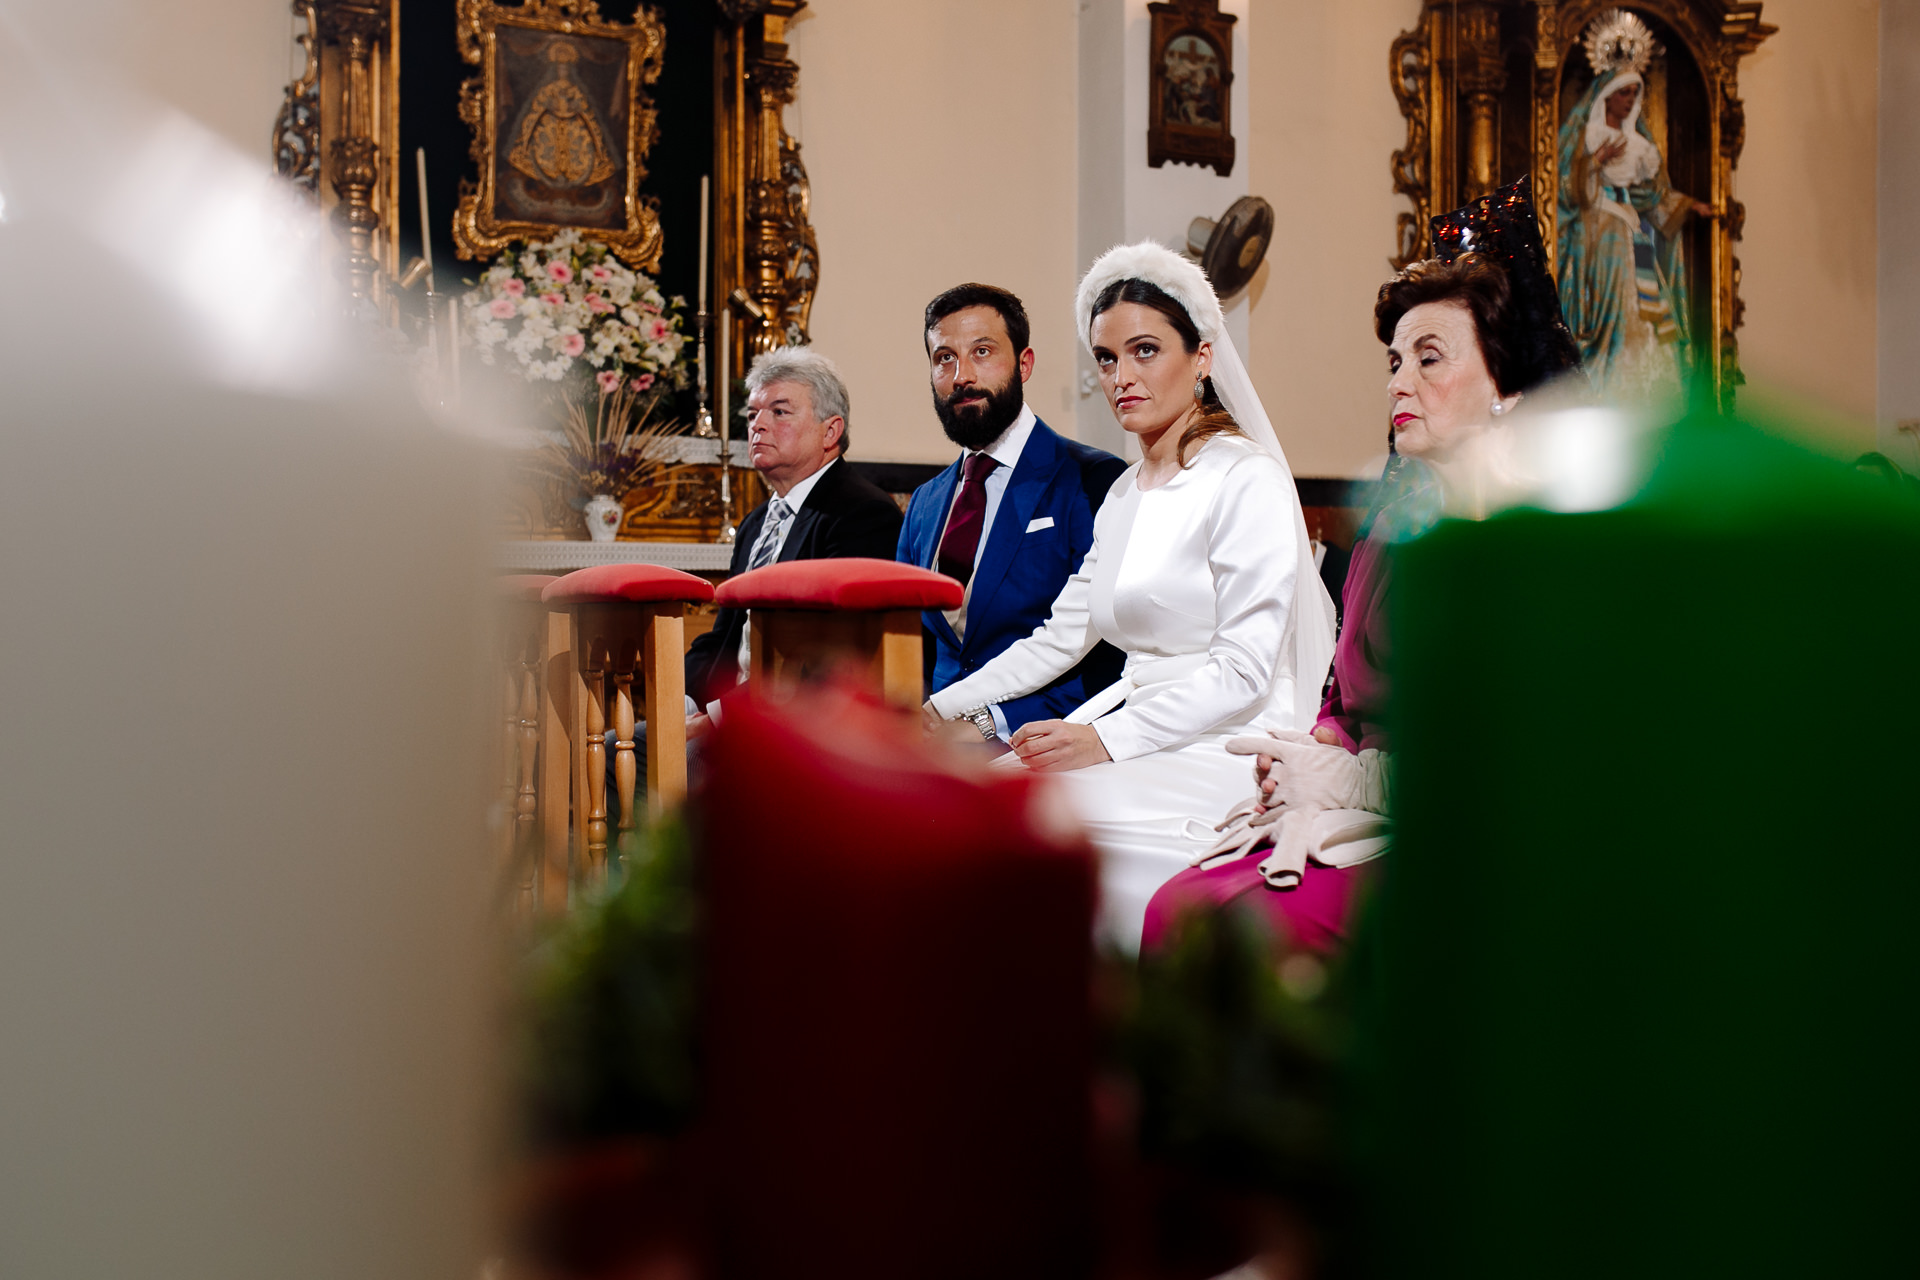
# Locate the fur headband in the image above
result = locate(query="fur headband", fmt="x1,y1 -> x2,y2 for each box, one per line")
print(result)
1075,241 -> 1226,354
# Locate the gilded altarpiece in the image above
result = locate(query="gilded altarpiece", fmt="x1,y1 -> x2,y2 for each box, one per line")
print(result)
1388,1 -> 1773,405
275,0 -> 820,542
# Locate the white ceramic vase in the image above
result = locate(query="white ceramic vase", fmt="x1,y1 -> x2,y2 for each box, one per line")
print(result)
583,493 -> 623,543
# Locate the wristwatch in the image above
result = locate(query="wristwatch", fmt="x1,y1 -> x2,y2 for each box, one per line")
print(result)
962,705 -> 998,741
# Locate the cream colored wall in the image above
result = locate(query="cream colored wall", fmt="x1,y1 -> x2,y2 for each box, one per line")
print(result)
60,0 -> 291,163
785,0 -> 1083,466
1737,0 -> 1881,441
1244,0 -> 1412,480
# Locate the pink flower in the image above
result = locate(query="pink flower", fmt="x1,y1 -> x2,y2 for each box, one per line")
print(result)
488,297 -> 516,319
560,333 -> 586,357
547,262 -> 573,284
644,317 -> 671,342
586,293 -> 613,314
640,299 -> 662,314
540,292 -> 564,308
502,278 -> 526,297
629,373 -> 656,392
596,370 -> 622,394
588,265 -> 613,283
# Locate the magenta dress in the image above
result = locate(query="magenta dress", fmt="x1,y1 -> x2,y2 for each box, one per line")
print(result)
1139,533 -> 1391,956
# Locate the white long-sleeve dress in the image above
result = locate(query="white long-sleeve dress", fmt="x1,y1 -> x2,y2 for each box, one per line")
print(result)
928,434 -> 1309,952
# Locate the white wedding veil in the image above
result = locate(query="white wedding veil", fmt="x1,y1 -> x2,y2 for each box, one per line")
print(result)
1074,242 -> 1337,727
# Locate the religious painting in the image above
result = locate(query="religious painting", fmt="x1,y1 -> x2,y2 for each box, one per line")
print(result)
1148,0 -> 1237,177
1386,0 -> 1774,407
1162,36 -> 1223,127
1555,8 -> 1715,401
453,0 -> 667,271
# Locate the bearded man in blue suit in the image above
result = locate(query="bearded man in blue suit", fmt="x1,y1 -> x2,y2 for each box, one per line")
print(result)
899,284 -> 1127,741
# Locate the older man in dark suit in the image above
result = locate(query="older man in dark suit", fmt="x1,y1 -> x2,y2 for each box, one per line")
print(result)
684,346 -> 902,727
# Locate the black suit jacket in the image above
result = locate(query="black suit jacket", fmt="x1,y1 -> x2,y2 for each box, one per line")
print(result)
685,458 -> 904,706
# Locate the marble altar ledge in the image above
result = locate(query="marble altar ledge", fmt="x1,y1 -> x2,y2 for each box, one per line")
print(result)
498,541 -> 737,573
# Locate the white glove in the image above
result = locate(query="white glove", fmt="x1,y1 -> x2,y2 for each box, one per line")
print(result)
1225,730 -> 1392,816
1191,793 -> 1282,868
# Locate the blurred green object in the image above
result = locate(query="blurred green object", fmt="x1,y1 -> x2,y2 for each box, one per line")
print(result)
1373,413 -> 1920,1276
1123,909 -> 1353,1204
516,818 -> 698,1149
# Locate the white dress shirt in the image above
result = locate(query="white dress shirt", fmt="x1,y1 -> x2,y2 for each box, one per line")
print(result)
695,457 -> 842,720
940,404 -> 1036,738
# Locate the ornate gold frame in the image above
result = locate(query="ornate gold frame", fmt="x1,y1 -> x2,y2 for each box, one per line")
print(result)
277,0 -> 820,393
1388,0 -> 1773,402
450,0 -> 667,271
1147,0 -> 1237,178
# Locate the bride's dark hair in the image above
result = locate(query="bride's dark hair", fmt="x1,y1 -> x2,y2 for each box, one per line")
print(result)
1089,278 -> 1242,468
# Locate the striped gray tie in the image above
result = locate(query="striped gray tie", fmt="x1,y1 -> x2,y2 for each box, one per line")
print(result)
746,496 -> 792,572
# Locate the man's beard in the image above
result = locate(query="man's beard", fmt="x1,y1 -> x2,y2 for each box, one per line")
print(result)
932,374 -> 1025,451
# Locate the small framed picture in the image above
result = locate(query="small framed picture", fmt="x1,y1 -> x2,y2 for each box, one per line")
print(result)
452,0 -> 666,270
1148,0 -> 1237,177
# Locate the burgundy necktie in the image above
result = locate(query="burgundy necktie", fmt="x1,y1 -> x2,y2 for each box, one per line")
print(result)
937,452 -> 1001,588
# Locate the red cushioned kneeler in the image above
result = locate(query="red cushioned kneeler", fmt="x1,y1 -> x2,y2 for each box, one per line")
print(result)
539,565 -> 715,898
715,558 -> 962,708
542,563 -> 716,607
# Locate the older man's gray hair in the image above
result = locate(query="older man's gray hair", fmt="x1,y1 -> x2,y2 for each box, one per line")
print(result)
744,345 -> 854,457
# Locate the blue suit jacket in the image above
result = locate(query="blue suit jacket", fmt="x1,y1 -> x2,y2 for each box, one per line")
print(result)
897,418 -> 1128,732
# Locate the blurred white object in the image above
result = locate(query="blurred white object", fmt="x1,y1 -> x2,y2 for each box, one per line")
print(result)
95,109 -> 334,394
0,28 -> 500,1280
1514,405 -> 1651,513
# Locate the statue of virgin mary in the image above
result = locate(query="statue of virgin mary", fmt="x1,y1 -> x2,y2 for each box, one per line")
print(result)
1556,9 -> 1712,400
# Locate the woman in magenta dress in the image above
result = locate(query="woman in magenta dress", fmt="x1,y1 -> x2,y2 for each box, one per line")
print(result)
1142,179 -> 1583,956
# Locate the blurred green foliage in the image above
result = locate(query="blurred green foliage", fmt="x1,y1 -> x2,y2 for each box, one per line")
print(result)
1116,906 -> 1359,1213
515,820 -> 700,1150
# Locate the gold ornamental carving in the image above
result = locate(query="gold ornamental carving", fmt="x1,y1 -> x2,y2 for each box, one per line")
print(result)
1386,0 -> 1774,405
272,1 -> 322,199
452,0 -> 668,272
310,0 -> 400,309
713,0 -> 819,370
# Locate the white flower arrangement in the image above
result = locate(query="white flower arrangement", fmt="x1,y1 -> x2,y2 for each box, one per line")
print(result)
464,228 -> 690,396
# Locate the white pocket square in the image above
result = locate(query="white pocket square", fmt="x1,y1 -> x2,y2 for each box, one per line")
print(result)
1025,516 -> 1055,533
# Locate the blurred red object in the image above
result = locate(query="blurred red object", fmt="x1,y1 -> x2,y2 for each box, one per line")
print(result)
698,684 -> 1096,1279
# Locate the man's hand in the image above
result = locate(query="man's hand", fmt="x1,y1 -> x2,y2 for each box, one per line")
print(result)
929,717 -> 990,749
685,712 -> 714,742
1008,720 -> 1111,772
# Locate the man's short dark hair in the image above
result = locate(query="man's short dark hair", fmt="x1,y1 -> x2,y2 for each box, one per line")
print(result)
924,283 -> 1031,355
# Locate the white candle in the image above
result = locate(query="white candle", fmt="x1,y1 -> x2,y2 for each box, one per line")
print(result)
414,148 -> 433,274
697,175 -> 709,314
718,309 -> 732,523
448,297 -> 460,400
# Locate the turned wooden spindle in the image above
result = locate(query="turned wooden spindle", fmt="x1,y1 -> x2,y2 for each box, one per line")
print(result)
497,576 -> 558,917
543,566 -> 715,902
580,635 -> 611,887
539,609 -> 571,913
513,621 -> 542,911
612,659 -> 637,862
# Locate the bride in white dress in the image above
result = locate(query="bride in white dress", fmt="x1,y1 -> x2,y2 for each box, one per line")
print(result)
927,243 -> 1335,952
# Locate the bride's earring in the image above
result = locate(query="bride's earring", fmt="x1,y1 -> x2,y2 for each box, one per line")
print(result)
1490,400 -> 1508,417
1194,376 -> 1206,401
